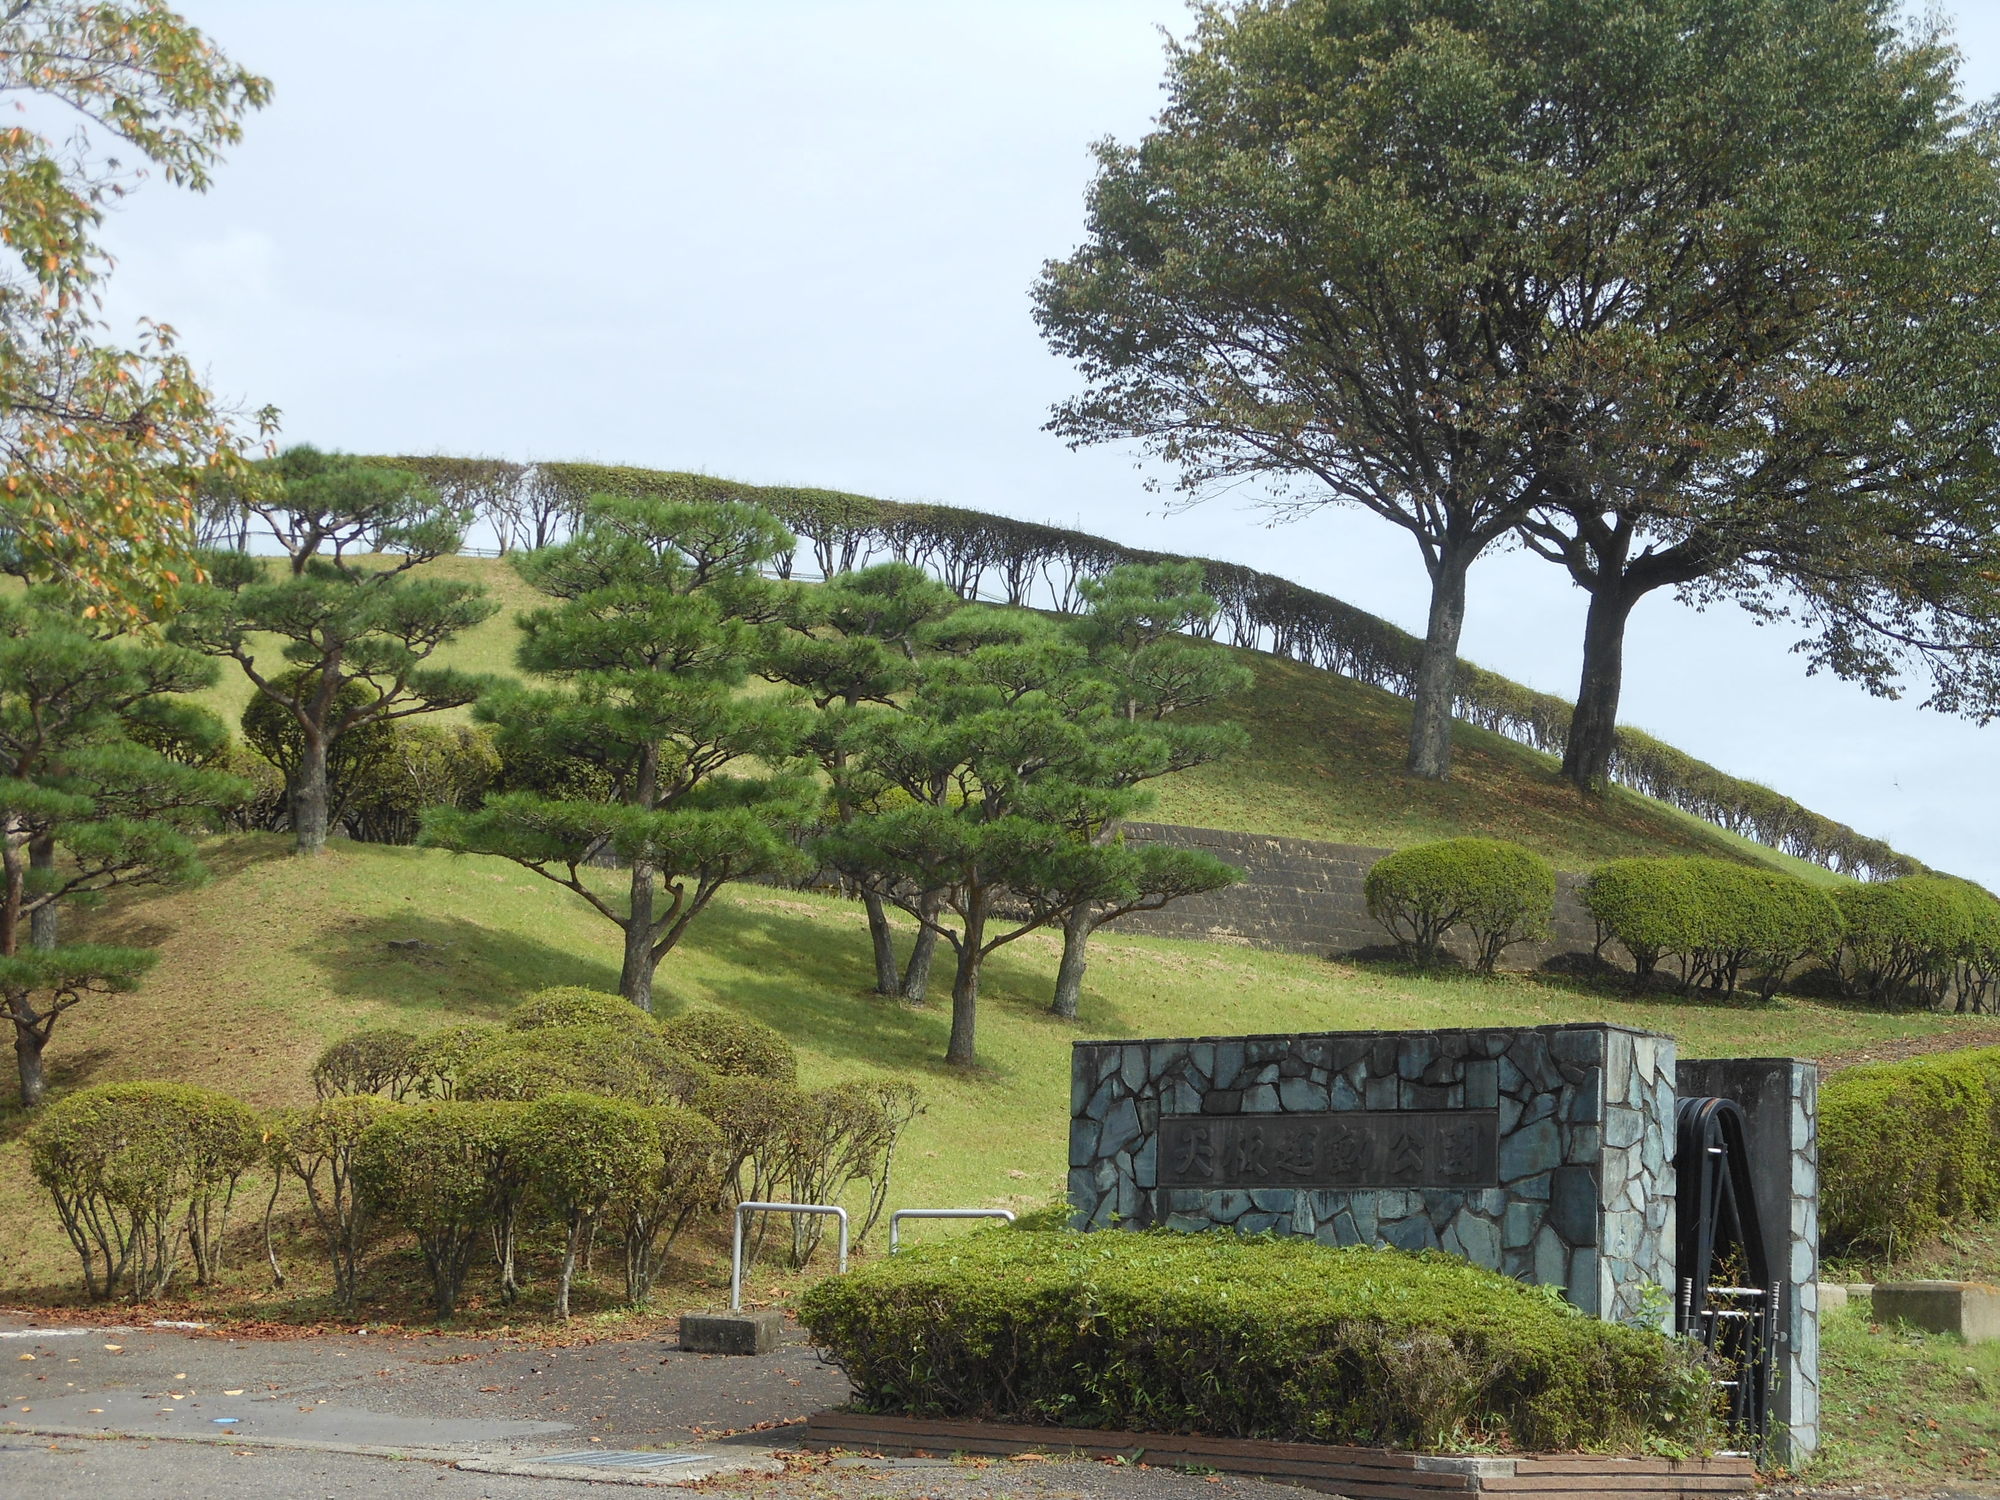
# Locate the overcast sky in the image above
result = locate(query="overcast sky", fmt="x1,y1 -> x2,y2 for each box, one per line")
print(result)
97,1 -> 2000,884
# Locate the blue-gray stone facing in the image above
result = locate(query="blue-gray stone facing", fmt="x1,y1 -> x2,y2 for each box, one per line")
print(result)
1069,1023 -> 1677,1323
1677,1057 -> 1821,1465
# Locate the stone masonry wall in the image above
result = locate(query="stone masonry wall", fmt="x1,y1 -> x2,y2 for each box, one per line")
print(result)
1112,823 -> 1601,968
1070,1023 -> 1677,1323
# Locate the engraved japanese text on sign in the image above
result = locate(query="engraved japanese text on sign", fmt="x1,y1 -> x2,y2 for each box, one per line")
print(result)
1157,1110 -> 1499,1190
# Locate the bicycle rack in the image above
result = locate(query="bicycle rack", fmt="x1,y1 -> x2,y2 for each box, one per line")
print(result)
888,1207 -> 1016,1253
730,1201 -> 848,1312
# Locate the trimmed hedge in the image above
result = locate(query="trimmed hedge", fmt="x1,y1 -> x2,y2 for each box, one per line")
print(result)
29,1082 -> 262,1300
1581,858 -> 1841,999
1820,1047 -> 2000,1255
1833,875 -> 2000,1011
507,986 -> 653,1038
659,1007 -> 798,1081
1364,838 -> 1554,971
798,1230 -> 1712,1453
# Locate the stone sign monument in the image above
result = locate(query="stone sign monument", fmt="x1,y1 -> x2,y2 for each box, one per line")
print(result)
1070,1022 -> 1676,1321
1069,1021 -> 1821,1462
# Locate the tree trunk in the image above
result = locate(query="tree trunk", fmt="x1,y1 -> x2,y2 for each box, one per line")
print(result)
901,893 -> 942,1001
555,1221 -> 584,1320
1049,903 -> 1093,1020
293,732 -> 331,855
620,863 -> 657,1012
1406,553 -> 1471,780
28,835 -> 56,950
1560,583 -> 1642,794
13,1015 -> 45,1108
863,889 -> 900,995
944,898 -> 984,1067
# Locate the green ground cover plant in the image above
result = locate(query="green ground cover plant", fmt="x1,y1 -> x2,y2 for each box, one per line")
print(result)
799,1228 -> 1715,1453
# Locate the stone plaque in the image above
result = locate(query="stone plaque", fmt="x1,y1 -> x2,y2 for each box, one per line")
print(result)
1157,1109 -> 1499,1191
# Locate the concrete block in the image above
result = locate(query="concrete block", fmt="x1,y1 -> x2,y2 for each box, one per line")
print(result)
1874,1281 -> 2000,1343
1843,1283 -> 1874,1300
679,1310 -> 784,1355
1818,1282 -> 1848,1313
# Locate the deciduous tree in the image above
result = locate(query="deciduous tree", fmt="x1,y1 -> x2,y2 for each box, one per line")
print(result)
1033,0 -> 2000,786
0,2 -> 273,616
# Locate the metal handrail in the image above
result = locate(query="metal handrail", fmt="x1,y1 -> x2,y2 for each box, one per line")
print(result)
731,1201 -> 849,1312
888,1207 -> 1016,1253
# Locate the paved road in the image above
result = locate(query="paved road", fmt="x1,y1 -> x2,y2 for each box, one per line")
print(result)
2,1315 -> 1995,1499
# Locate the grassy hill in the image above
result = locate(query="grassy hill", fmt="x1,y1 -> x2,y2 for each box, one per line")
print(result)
201,553 -> 1842,877
2,835 -> 1988,1305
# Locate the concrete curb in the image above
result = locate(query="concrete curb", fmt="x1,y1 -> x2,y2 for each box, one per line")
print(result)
2,1419 -> 466,1462
454,1452 -> 786,1487
3,1418 -> 785,1487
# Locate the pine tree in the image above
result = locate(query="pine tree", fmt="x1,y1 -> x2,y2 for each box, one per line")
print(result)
0,596 -> 248,1105
176,447 -> 496,854
1048,563 -> 1251,1020
761,563 -> 960,996
422,497 -> 818,1012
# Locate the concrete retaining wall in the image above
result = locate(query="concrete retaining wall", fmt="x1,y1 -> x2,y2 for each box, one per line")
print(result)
1113,822 -> 1600,969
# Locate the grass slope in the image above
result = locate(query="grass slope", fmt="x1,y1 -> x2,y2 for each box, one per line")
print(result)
198,554 -> 1843,877
2,835 -> 1984,1301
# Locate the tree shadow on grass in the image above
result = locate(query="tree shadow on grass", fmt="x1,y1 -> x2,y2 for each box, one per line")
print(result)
304,912 -> 622,1023
680,896 -> 1042,1085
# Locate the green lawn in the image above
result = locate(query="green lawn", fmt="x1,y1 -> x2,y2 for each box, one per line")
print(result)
1,835 -> 1981,1306
1812,1299 -> 2000,1486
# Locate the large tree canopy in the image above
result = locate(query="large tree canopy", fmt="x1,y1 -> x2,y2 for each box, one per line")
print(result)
1033,0 -> 2000,786
0,3 -> 272,618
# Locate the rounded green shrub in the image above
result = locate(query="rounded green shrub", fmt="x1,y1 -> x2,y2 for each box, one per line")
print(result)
311,1029 -> 426,1100
1820,1047 -> 2000,1255
457,1025 -> 707,1108
456,1047 -> 592,1103
619,1104 -> 728,1305
798,1230 -> 1713,1453
402,1023 -> 504,1101
507,986 -> 653,1038
520,1091 -> 660,1316
29,1081 -> 262,1301
353,1100 -> 527,1317
1834,875 -> 1982,1009
1364,838 -> 1554,972
345,721 -> 499,846
267,1093 -> 401,1306
696,1073 -> 813,1206
659,1007 -> 797,1081
1581,857 -> 1839,998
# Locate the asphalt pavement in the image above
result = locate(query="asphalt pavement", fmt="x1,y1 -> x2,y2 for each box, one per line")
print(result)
2,1314 -> 1995,1499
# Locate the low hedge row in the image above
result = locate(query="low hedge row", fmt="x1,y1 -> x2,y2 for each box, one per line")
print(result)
1831,875 -> 2000,1011
797,1229 -> 1714,1453
1581,857 -> 1841,1000
30,988 -> 919,1313
1820,1047 -> 2000,1255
